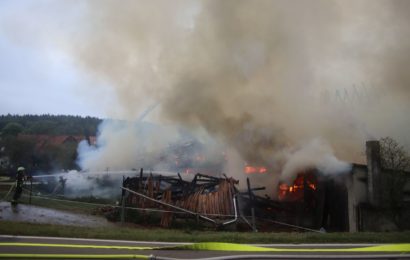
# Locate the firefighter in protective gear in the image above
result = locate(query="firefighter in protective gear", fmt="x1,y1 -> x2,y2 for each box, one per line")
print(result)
11,167 -> 26,205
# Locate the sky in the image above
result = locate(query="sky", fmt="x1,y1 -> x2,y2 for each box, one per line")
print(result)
0,0 -> 111,118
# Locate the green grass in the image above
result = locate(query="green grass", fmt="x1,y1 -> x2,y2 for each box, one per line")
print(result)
0,220 -> 409,243
21,195 -> 102,214
0,186 -> 109,215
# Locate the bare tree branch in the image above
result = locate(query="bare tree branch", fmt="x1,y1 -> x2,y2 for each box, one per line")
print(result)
380,137 -> 410,172
379,137 -> 410,208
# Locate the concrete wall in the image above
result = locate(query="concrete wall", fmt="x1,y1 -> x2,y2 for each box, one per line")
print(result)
347,165 -> 368,232
347,140 -> 410,232
366,140 -> 382,207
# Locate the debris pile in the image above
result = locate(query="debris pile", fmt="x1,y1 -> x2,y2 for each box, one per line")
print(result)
122,170 -> 238,227
118,169 -> 335,232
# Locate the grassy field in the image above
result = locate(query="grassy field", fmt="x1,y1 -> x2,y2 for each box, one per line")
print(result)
0,220 -> 410,243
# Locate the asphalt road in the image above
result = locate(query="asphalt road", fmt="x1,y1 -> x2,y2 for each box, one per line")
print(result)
0,235 -> 409,259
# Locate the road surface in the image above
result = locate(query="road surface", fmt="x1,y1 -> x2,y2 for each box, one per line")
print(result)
0,235 -> 409,259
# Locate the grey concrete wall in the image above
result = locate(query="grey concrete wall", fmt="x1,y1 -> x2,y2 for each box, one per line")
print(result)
366,141 -> 382,207
347,166 -> 368,232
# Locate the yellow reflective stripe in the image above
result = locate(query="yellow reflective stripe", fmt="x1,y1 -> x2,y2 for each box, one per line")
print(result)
0,254 -> 149,259
1,242 -> 409,253
346,244 -> 410,252
175,242 -> 410,252
0,242 -> 154,250
175,243 -> 271,252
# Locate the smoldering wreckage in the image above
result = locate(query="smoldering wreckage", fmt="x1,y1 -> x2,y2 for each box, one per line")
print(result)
30,140 -> 410,233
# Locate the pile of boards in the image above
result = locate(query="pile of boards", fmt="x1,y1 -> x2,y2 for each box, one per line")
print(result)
122,170 -> 238,227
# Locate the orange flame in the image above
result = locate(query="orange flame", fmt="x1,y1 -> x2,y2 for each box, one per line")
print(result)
278,173 -> 317,200
245,166 -> 268,174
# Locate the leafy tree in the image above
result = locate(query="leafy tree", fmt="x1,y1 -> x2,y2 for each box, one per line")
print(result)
0,114 -> 102,173
52,142 -> 79,171
0,114 -> 101,136
1,122 -> 23,136
26,120 -> 58,135
2,136 -> 36,171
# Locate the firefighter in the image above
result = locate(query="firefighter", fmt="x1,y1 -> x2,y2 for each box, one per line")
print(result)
11,167 -> 27,205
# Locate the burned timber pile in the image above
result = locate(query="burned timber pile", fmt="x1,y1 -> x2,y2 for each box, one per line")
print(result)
121,171 -> 240,228
117,169 -> 307,232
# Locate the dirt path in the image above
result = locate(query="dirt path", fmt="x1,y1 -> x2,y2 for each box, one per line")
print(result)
0,201 -> 114,227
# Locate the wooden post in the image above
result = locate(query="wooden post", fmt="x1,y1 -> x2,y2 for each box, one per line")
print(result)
29,175 -> 33,204
139,168 -> 143,188
121,176 -> 126,224
246,178 -> 254,200
251,207 -> 257,232
247,178 -> 257,232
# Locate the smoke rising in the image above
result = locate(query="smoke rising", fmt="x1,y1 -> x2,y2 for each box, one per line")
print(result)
280,139 -> 352,185
68,1 -> 410,170
60,170 -> 122,198
73,1 -> 409,188
3,1 -> 409,189
76,120 -> 179,171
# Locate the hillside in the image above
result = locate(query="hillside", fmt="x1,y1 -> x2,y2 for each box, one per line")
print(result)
0,114 -> 101,136
0,114 -> 102,174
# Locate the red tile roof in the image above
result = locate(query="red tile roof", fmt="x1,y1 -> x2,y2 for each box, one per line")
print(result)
18,134 -> 97,150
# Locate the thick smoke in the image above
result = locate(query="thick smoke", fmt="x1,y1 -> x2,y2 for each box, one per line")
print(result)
280,139 -> 352,185
3,1 -> 409,190
76,118 -> 225,173
67,0 -> 410,181
76,120 -> 179,171
58,170 -> 123,199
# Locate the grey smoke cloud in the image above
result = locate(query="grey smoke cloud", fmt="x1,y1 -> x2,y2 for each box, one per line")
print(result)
280,139 -> 352,185
76,120 -> 180,171
3,0 -> 409,185
70,0 -> 410,166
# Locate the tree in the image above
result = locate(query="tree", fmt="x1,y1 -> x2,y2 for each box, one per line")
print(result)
3,137 -> 36,170
379,137 -> 410,208
1,122 -> 23,136
380,137 -> 410,172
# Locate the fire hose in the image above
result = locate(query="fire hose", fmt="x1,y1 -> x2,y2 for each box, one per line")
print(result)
1,183 -> 15,201
19,186 -> 325,232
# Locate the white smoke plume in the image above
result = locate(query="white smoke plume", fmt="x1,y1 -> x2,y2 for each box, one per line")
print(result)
62,170 -> 122,198
280,139 -> 352,185
77,119 -> 179,171
76,118 -> 226,173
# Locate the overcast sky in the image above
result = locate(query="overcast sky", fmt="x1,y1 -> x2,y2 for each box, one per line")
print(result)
0,0 -> 110,118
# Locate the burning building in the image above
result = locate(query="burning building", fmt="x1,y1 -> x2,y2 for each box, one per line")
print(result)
116,140 -> 409,232
272,140 -> 410,232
